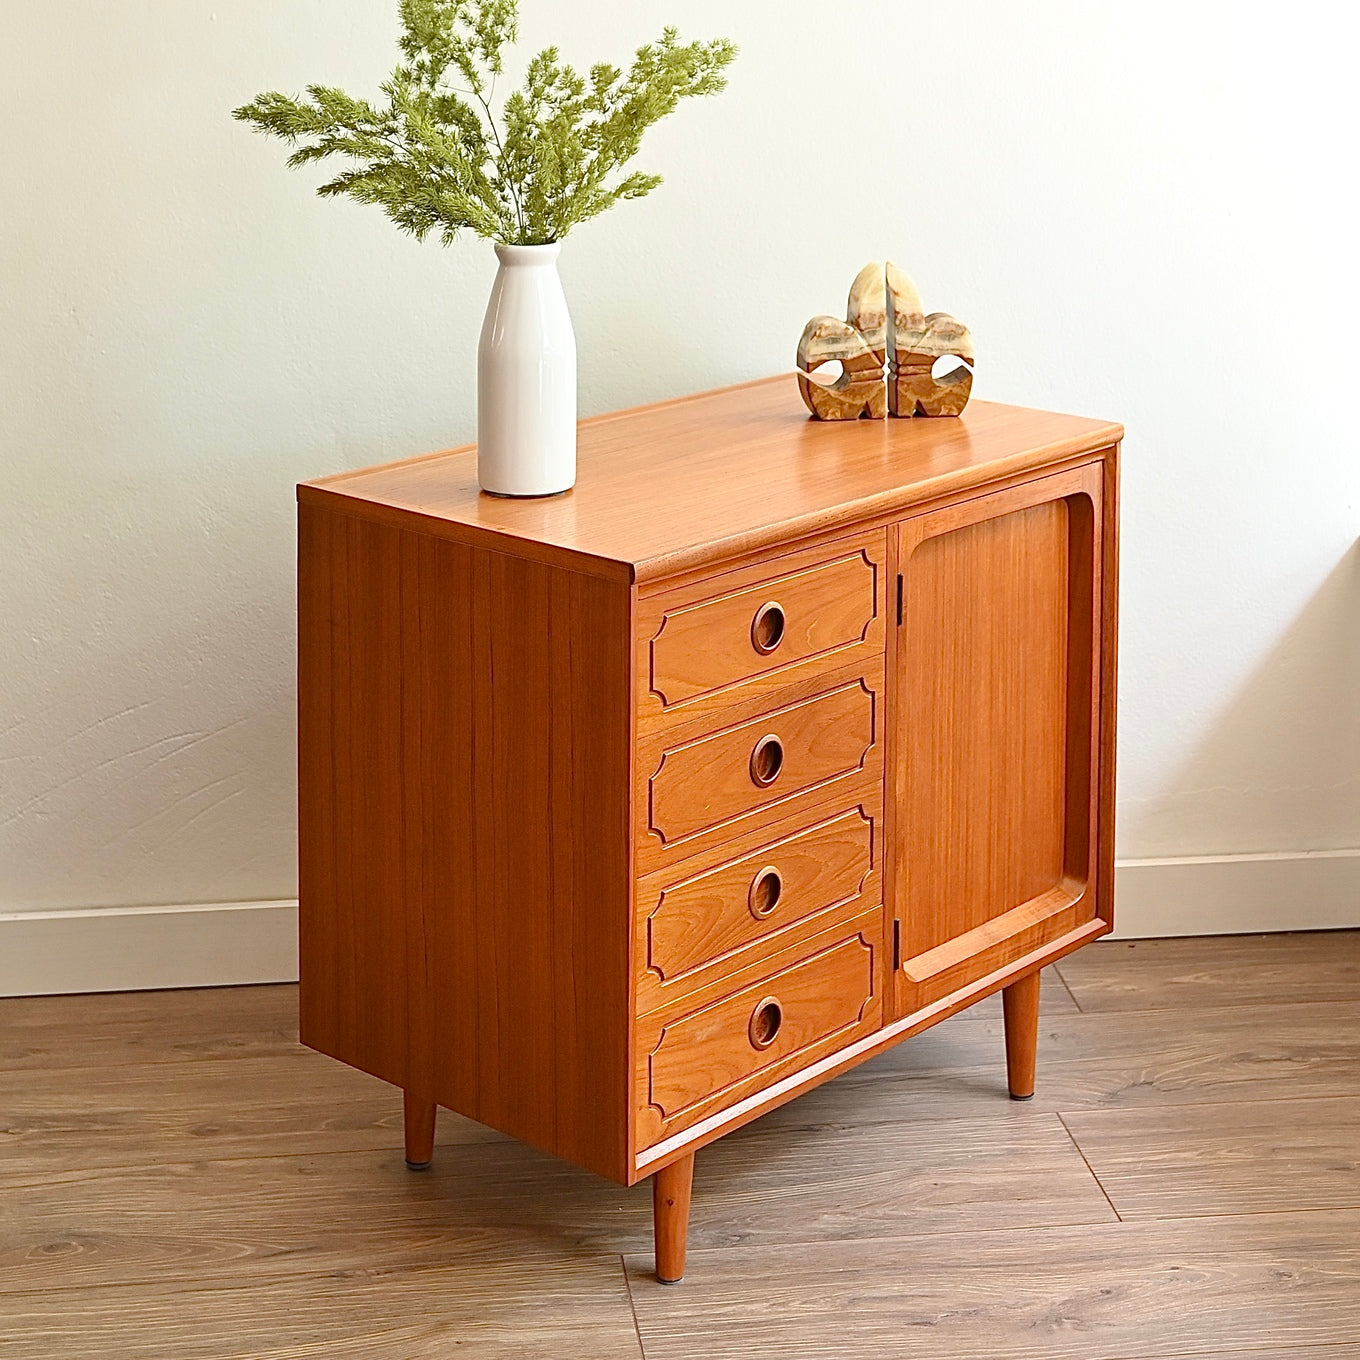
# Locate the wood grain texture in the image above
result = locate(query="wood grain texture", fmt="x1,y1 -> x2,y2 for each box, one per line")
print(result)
1056,932 -> 1360,1012
634,529 -> 886,736
645,540 -> 879,708
1062,1096 -> 1360,1219
0,1144 -> 622,1293
299,381 -> 1122,584
890,464 -> 1105,1015
635,913 -> 882,1149
826,997 -> 1360,1121
0,984 -> 300,1071
298,504 -> 634,1182
0,1257 -> 643,1360
646,931 -> 877,1118
949,963 -> 1080,1019
297,387 -> 1121,1270
0,1104 -> 1112,1297
645,679 -> 879,848
0,1051 -> 500,1179
652,1153 -> 694,1283
633,654 -> 886,877
7,932 -> 1359,1355
634,921 -> 1105,1175
664,1110 -> 1115,1243
403,1091 -> 436,1168
625,1211 -> 1360,1359
636,802 -> 877,1016
297,507 -> 409,1092
1002,969 -> 1040,1098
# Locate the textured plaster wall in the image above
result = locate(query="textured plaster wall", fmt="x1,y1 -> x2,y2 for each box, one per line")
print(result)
2,1 -> 1356,918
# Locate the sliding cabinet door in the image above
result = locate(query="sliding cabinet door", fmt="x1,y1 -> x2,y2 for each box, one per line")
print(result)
889,463 -> 1105,1019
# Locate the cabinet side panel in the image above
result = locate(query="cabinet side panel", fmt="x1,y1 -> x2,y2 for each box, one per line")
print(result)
425,539 -> 634,1181
297,504 -> 633,1182
297,505 -> 411,1088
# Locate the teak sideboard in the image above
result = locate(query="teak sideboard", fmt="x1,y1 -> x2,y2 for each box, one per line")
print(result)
296,377 -> 1121,1283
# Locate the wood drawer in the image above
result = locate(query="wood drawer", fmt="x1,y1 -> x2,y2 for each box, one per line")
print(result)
637,913 -> 882,1146
648,547 -> 878,707
636,530 -> 887,740
646,680 -> 878,848
636,803 -> 878,1015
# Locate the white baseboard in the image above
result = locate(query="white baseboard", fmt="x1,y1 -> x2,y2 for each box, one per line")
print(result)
1,850 -> 1357,995
1113,849 -> 1360,938
0,900 -> 299,997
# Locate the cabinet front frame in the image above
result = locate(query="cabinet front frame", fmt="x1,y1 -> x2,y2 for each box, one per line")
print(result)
624,447 -> 1119,1182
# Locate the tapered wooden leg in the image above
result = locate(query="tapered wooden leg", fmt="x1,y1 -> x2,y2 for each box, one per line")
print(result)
1002,970 -> 1041,1100
403,1091 -> 436,1170
652,1152 -> 695,1284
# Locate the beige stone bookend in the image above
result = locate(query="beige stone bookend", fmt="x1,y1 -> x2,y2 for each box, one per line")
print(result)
886,261 -> 974,418
796,261 -> 974,420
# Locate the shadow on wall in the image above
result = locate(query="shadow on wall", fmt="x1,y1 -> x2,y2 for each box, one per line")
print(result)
1130,539 -> 1360,860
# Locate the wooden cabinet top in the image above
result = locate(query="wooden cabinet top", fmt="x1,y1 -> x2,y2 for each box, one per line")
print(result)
299,376 -> 1122,584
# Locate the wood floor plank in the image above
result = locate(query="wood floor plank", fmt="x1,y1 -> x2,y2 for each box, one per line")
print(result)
0,1051 -> 498,1178
0,985 -> 300,1072
1063,1096 -> 1360,1219
0,1144 -> 612,1293
625,1210 -> 1360,1360
4,944 -> 1358,1355
0,1256 -> 643,1360
679,1107 -> 1114,1243
18,973 -> 1332,1197
1055,932 -> 1360,1013
0,1109 -> 1112,1294
787,998 -> 1360,1126
1117,1352 -> 1360,1360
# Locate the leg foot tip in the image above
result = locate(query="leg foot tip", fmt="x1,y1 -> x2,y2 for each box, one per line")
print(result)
656,1274 -> 684,1286
404,1159 -> 432,1171
1009,1091 -> 1035,1102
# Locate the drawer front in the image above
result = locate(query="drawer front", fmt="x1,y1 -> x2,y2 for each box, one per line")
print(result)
638,914 -> 882,1145
647,681 -> 877,847
636,530 -> 888,740
637,804 -> 877,1015
649,550 -> 878,707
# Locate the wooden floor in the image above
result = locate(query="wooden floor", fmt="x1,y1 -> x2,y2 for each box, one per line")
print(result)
2,932 -> 1358,1359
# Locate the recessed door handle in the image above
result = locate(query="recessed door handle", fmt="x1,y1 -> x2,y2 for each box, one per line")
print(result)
750,601 -> 786,655
749,733 -> 784,788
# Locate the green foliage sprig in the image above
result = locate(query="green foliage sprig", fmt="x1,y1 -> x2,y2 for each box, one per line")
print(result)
233,0 -> 736,246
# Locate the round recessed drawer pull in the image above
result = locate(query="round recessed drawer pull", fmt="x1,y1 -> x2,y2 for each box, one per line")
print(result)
748,733 -> 784,788
750,601 -> 786,655
748,996 -> 783,1050
747,866 -> 783,920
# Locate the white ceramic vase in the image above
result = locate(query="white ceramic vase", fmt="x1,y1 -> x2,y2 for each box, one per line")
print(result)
476,242 -> 577,497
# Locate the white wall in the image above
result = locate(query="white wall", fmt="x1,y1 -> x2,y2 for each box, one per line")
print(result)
2,1 -> 1357,991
